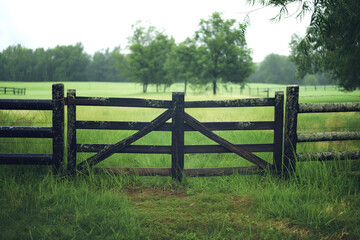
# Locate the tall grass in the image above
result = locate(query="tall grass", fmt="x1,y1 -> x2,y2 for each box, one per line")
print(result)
1,82 -> 360,239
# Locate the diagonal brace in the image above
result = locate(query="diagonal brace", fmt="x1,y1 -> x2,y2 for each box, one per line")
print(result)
184,113 -> 270,169
77,109 -> 174,171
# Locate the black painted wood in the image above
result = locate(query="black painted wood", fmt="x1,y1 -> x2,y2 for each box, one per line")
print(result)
0,99 -> 52,110
171,92 -> 185,181
184,98 -> 275,108
184,113 -> 270,169
0,126 -> 53,138
67,89 -> 77,173
273,91 -> 284,174
0,153 -> 53,165
77,143 -> 274,154
52,84 -> 65,173
67,96 -> 171,108
76,120 -> 274,131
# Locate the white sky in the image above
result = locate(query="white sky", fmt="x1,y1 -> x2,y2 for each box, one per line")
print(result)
0,0 -> 311,62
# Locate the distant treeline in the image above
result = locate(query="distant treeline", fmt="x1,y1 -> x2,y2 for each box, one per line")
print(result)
249,53 -> 330,86
0,43 -> 129,82
0,43 -> 330,87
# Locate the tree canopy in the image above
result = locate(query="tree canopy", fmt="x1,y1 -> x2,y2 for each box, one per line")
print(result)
123,23 -> 174,93
194,12 -> 254,94
250,0 -> 360,90
0,43 -> 128,82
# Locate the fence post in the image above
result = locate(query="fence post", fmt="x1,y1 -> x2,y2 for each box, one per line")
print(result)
52,83 -> 65,173
171,92 -> 185,181
67,89 -> 77,174
273,91 -> 284,175
283,85 -> 299,176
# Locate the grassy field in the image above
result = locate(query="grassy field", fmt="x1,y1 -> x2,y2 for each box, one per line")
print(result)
1,81 -> 360,239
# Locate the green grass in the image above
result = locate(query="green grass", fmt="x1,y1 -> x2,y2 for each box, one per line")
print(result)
1,81 -> 360,239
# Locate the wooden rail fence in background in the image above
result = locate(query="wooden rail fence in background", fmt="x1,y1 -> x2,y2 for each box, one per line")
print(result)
0,87 -> 26,95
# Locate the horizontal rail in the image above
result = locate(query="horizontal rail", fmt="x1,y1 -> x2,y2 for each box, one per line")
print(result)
0,99 -> 52,110
299,102 -> 360,113
77,144 -> 274,154
296,151 -> 360,161
66,97 -> 172,108
297,131 -> 360,142
0,126 -> 53,138
184,98 -> 275,108
94,166 -> 262,177
0,153 -> 53,165
76,121 -> 275,131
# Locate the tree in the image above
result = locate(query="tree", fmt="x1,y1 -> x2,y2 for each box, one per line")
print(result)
249,53 -> 298,84
48,43 -> 90,82
194,12 -> 254,95
127,23 -> 174,93
86,47 -> 127,82
164,38 -> 202,93
251,0 -> 360,90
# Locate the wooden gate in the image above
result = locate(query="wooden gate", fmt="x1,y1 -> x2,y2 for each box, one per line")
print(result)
66,90 -> 284,181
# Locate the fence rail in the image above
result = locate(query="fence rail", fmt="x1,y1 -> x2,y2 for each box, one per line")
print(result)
0,84 -> 64,172
283,85 -> 360,173
0,87 -> 26,95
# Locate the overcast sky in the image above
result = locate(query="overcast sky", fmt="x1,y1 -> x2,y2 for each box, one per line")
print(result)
0,0 -> 311,62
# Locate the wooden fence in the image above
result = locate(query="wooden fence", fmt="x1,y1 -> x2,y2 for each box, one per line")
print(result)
284,85 -> 360,174
1,84 -> 359,180
0,87 -> 26,95
0,84 -> 64,172
66,89 -> 284,181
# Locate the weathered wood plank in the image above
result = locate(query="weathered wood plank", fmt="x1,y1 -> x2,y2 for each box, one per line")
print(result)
93,166 -> 262,177
77,143 -> 274,154
172,92 -> 185,181
52,84 -> 65,173
0,153 -> 53,165
184,166 -> 262,176
94,167 -> 171,176
296,151 -> 360,161
297,131 -> 360,142
0,126 -> 53,138
299,102 -> 360,113
273,91 -> 284,174
76,120 -> 275,131
184,113 -> 270,169
76,109 -> 174,170
184,98 -> 275,108
66,96 -> 171,108
283,85 -> 299,174
67,89 -> 77,173
0,99 -> 52,110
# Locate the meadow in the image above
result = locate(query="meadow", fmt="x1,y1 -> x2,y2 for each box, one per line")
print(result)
1,81 -> 360,239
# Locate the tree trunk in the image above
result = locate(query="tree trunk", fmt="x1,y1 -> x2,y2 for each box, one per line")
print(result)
213,80 -> 217,95
184,80 -> 188,93
143,83 -> 148,93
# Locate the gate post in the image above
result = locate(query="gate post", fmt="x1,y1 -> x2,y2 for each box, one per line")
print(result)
67,89 -> 77,174
52,83 -> 65,173
284,85 -> 299,176
273,91 -> 284,175
171,92 -> 185,181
